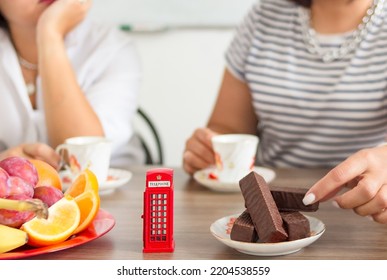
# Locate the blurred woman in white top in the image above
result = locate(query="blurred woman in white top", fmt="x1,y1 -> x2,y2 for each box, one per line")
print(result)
0,0 -> 144,168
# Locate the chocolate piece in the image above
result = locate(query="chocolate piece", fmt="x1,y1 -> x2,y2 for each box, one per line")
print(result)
271,186 -> 319,212
230,210 -> 258,242
239,171 -> 288,243
280,212 -> 310,241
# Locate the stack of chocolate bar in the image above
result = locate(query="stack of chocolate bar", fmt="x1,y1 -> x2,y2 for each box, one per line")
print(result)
230,171 -> 319,243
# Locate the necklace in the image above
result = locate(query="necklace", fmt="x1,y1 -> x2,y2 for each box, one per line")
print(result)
299,0 -> 385,62
17,55 -> 38,95
26,83 -> 36,96
18,55 -> 38,71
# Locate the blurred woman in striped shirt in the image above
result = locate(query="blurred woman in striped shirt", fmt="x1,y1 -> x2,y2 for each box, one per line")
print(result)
183,0 -> 387,223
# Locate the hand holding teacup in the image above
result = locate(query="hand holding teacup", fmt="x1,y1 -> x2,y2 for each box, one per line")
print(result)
211,134 -> 259,183
56,136 -> 111,184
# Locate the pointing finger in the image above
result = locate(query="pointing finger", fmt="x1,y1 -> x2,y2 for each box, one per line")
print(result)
303,150 -> 368,205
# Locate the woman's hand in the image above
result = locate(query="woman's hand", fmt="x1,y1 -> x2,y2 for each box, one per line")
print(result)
183,69 -> 259,176
303,146 -> 387,223
36,0 -> 104,147
37,0 -> 92,39
0,143 -> 61,169
183,128 -> 218,175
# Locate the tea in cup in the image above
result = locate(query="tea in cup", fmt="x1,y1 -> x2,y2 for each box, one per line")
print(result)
56,136 -> 111,184
211,134 -> 259,183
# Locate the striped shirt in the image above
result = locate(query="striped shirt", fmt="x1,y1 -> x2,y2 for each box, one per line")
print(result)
225,0 -> 387,168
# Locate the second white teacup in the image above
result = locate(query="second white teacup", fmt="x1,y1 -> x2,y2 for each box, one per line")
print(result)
211,134 -> 259,183
56,136 -> 112,184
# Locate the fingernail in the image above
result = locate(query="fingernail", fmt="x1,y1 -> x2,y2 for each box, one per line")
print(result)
302,193 -> 316,205
331,200 -> 340,209
366,216 -> 374,221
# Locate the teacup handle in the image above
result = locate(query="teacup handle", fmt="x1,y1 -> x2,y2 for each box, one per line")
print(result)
55,144 -> 70,171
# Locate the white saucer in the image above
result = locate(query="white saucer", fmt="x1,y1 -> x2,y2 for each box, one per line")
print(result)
193,166 -> 276,192
60,168 -> 132,195
210,214 -> 325,256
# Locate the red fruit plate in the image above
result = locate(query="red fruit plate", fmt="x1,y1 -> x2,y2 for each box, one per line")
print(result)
0,208 -> 115,260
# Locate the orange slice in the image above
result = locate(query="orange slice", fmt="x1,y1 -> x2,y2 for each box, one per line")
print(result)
64,169 -> 100,234
21,195 -> 80,247
71,190 -> 100,234
65,169 -> 98,196
30,159 -> 62,190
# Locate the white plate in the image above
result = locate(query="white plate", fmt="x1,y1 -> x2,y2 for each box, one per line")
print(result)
60,168 -> 132,195
193,166 -> 276,192
210,214 -> 325,256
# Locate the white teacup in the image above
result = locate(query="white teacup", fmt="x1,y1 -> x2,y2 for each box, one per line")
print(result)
211,134 -> 259,183
56,136 -> 112,184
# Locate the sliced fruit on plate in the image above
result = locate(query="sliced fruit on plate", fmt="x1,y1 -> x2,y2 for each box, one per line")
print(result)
21,195 -> 80,247
64,169 -> 98,196
64,169 -> 100,234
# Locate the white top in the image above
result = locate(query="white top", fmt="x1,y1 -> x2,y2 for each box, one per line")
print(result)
226,0 -> 387,168
0,18 -> 144,168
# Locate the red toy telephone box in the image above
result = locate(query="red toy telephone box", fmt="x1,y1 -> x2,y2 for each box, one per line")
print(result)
142,168 -> 174,253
